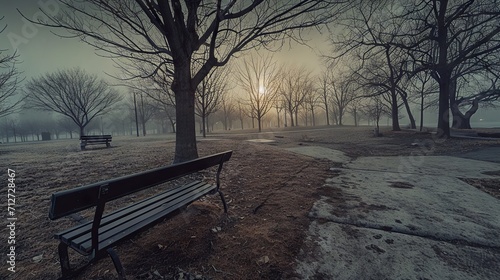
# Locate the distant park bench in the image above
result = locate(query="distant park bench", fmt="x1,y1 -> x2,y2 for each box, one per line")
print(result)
48,150 -> 233,280
80,135 -> 112,150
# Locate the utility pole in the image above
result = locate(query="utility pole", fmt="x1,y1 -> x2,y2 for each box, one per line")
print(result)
100,116 -> 104,135
141,93 -> 146,136
134,92 -> 139,137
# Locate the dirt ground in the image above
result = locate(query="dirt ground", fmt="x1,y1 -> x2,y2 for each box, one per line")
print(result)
1,126 -> 499,280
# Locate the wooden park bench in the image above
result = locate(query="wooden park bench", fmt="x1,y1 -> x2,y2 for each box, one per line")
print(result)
49,150 -> 233,280
80,135 -> 112,150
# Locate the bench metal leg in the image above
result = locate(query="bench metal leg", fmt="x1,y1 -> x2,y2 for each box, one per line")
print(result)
57,242 -> 94,280
218,190 -> 228,213
107,248 -> 126,280
58,242 -> 72,278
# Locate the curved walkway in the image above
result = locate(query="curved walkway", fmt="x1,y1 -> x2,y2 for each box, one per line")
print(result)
287,146 -> 500,280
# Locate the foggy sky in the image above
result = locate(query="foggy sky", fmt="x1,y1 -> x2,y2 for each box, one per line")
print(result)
1,0 -> 118,80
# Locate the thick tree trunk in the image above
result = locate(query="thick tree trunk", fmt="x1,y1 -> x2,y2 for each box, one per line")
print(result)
288,108 -> 294,126
451,100 -> 478,129
202,115 -> 207,137
79,126 -> 85,137
449,78 -> 477,130
401,94 -> 416,129
170,120 -> 176,133
390,90 -> 400,131
331,109 -> 338,125
420,91 -> 425,131
311,107 -> 315,126
338,108 -> 343,126
436,1 -> 451,139
437,74 -> 451,138
452,112 -> 472,129
223,115 -> 228,130
324,101 -> 330,126
172,77 -> 198,163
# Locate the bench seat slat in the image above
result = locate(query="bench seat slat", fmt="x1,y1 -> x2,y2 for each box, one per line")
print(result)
57,181 -> 215,254
54,181 -> 203,240
89,183 -> 215,253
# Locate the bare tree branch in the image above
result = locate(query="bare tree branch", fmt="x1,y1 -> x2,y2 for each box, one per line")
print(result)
23,68 -> 121,136
0,17 -> 24,118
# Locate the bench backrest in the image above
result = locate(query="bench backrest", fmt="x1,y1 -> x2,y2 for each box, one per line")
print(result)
49,150 -> 232,220
80,135 -> 112,140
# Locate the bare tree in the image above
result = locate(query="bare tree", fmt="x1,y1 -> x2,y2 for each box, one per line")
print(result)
23,68 -> 121,136
16,110 -> 57,141
57,116 -> 78,139
280,66 -> 313,126
329,70 -> 358,126
237,55 -> 281,132
303,82 -> 320,126
128,74 -> 178,133
331,1 -> 418,130
448,64 -> 500,129
401,0 -> 500,136
5,118 -> 19,143
136,93 -> 159,136
332,0 -> 500,134
0,17 -> 23,118
407,70 -> 438,131
348,97 -> 363,127
364,95 -> 390,136
272,98 -> 287,128
220,92 -> 236,131
108,102 -> 136,135
317,71 -> 332,125
236,100 -> 246,130
0,118 -> 11,143
24,0 -> 350,162
195,67 -> 227,137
